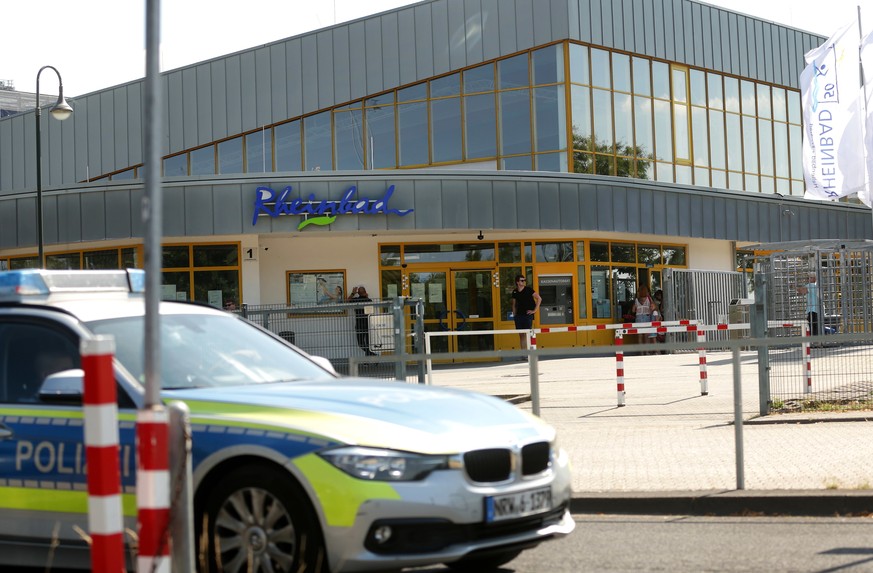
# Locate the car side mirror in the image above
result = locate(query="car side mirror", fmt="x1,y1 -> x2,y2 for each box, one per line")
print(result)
39,368 -> 85,404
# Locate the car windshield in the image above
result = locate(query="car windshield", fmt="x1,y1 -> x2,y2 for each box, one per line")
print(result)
87,313 -> 332,389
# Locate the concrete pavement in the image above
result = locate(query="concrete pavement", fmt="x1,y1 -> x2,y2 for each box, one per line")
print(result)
427,349 -> 873,516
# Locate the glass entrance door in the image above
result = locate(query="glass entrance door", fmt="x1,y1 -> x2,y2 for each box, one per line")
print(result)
408,268 -> 495,361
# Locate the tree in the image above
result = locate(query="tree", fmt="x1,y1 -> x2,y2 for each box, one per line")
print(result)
572,133 -> 654,179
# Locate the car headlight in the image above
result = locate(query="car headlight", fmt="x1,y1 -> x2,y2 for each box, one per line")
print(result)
318,447 -> 450,481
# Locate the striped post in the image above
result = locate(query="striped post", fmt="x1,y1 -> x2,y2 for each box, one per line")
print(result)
529,329 -> 537,352
804,321 -> 812,393
81,336 -> 125,573
137,406 -> 171,573
697,328 -> 709,396
615,331 -> 626,407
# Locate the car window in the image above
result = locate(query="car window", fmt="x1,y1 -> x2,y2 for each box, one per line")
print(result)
0,322 -> 80,404
87,313 -> 333,389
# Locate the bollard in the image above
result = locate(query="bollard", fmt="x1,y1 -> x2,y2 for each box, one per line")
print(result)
137,406 -> 171,573
804,322 -> 812,394
81,336 -> 125,573
615,332 -> 626,407
529,329 -> 537,352
697,328 -> 709,396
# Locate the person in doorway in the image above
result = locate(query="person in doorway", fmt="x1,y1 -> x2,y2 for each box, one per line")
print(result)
632,286 -> 657,353
349,285 -> 377,356
653,289 -> 667,351
511,275 -> 541,362
798,273 -> 820,337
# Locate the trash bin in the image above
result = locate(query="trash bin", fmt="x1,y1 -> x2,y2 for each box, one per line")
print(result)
279,331 -> 296,345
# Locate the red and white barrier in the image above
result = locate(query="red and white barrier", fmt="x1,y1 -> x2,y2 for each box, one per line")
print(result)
696,328 -> 708,396
615,332 -> 626,406
767,320 -> 812,393
81,336 -> 125,573
137,407 -> 171,573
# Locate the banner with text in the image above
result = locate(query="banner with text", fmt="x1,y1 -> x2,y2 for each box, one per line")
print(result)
861,29 -> 873,208
800,22 -> 866,202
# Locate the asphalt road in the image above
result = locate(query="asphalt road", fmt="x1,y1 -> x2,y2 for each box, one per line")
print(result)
408,513 -> 873,572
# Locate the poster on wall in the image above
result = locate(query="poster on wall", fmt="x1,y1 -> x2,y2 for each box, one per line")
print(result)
287,271 -> 346,306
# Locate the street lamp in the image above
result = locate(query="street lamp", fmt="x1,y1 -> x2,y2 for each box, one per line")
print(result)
35,65 -> 74,268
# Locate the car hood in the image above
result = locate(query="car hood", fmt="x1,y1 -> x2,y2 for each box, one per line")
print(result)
166,379 -> 552,454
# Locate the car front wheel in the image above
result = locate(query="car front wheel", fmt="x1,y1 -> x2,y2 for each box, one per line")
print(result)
199,465 -> 326,573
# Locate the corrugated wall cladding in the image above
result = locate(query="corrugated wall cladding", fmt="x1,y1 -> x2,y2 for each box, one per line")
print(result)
0,0 -> 823,195
0,172 -> 868,250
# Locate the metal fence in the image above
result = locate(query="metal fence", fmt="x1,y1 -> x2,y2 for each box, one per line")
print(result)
756,241 -> 873,412
661,268 -> 747,348
235,298 -> 426,381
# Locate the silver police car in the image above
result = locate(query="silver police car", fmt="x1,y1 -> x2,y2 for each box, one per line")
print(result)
0,269 -> 574,572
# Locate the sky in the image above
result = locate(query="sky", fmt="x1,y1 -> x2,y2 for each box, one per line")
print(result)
1,0 -> 868,98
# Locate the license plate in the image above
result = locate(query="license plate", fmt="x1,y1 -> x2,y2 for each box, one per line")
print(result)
485,486 -> 552,523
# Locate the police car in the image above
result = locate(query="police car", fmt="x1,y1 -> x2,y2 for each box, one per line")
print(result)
0,269 -> 574,572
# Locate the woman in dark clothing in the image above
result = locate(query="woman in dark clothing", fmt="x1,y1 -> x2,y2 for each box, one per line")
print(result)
349,285 -> 376,356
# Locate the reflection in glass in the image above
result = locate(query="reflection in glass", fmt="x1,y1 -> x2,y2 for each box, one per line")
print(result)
726,113 -> 742,171
634,96 -> 653,158
740,80 -> 756,115
772,87 -> 786,122
246,130 -> 271,172
593,89 -> 613,152
498,243 -> 521,263
787,90 -> 801,124
573,151 -> 593,173
571,85 -> 592,150
366,92 -> 395,107
690,70 -> 706,106
569,43 -> 589,84
756,84 -> 771,119
162,246 -> 190,268
637,246 -> 660,265
500,89 -> 531,155
590,242 -> 609,262
652,61 -> 670,99
498,54 -> 529,89
591,49 -> 610,89
275,120 -> 302,171
742,115 -> 758,173
334,109 -> 365,170
190,146 -> 215,175
632,57 -> 650,96
536,242 -> 573,262
614,93 -> 632,149
465,93 -> 497,159
691,106 -> 708,166
724,77 -> 740,113
576,241 -> 585,261
431,73 -> 461,98
112,169 -> 135,180
611,243 -> 635,263
464,63 -> 495,93
398,101 -> 429,166
366,105 -> 397,169
218,137 -> 243,175
194,244 -> 239,267
758,118 -> 773,176
532,44 -> 563,85
675,165 -> 691,185
744,174 -> 759,192
711,170 -> 726,189
663,246 -> 686,265
709,110 -> 726,169
380,245 -> 401,266
594,154 -> 614,175
590,266 -> 611,318
431,98 -> 462,163
576,266 -> 588,320
728,171 -> 743,190
654,99 -> 672,161
534,85 -> 566,151
674,103 -> 689,161
612,53 -> 630,92
304,112 -> 332,171
503,155 -> 533,170
707,72 -> 723,109
535,152 -> 566,172
46,253 -> 81,270
398,82 -> 427,102
789,124 -> 802,179
163,154 -> 187,177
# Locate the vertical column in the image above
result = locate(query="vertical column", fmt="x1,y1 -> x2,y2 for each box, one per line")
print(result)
615,331 -> 626,407
137,407 -> 171,573
697,328 -> 709,396
81,336 -> 125,573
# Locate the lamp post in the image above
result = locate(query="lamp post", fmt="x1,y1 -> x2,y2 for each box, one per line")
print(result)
35,65 -> 74,268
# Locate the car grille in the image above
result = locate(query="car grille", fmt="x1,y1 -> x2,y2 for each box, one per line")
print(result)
463,441 -> 551,483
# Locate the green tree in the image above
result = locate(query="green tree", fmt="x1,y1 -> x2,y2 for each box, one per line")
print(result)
572,133 -> 654,179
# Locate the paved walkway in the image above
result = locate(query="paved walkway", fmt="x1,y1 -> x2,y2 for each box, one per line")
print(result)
428,350 -> 873,502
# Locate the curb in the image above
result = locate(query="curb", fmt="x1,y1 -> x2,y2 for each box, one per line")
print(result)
570,490 -> 873,517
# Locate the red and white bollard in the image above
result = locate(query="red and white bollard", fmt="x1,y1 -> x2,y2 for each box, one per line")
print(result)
696,328 -> 709,396
137,406 -> 171,573
81,336 -> 125,572
804,322 -> 812,393
615,332 -> 626,407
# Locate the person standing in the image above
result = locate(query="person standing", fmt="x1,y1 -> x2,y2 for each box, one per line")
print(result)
349,285 -> 376,356
798,273 -> 820,337
632,286 -> 657,352
511,275 -> 541,361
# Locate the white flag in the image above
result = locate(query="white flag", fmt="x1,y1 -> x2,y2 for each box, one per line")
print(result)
800,23 -> 866,202
861,29 -> 873,208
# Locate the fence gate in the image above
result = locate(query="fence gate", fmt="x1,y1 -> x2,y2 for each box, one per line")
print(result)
662,268 -> 746,347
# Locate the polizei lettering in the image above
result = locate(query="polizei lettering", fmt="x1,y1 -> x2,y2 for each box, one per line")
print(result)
252,185 -> 413,229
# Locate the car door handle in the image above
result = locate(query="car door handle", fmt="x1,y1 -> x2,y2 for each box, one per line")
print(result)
0,424 -> 12,439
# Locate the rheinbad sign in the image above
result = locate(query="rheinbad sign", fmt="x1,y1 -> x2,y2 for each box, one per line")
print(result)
252,185 -> 413,230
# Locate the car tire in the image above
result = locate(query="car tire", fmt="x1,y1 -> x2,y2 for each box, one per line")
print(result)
198,465 -> 326,573
445,549 -> 523,572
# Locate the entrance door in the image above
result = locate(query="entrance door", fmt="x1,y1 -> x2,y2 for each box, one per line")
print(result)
408,268 -> 495,360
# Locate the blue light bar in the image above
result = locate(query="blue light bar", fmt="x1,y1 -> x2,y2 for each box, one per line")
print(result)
0,269 -> 146,298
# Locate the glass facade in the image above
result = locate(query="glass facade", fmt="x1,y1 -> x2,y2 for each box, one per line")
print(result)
107,41 -> 802,196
